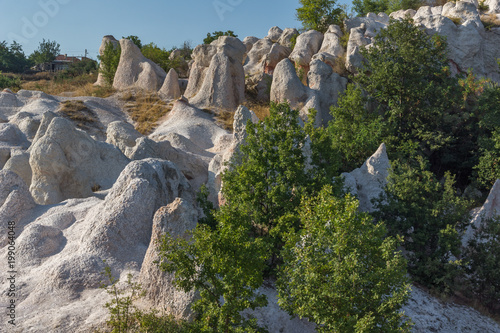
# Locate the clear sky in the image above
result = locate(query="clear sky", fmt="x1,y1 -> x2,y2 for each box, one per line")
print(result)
0,0 -> 352,59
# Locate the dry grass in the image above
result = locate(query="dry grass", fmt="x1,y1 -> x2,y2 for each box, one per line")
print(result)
122,90 -> 172,135
58,100 -> 99,128
215,110 -> 235,131
243,101 -> 271,121
20,72 -> 115,98
446,16 -> 462,25
481,13 -> 500,30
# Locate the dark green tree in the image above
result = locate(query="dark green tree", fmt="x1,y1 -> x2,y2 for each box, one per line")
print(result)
159,204 -> 270,333
98,41 -> 121,86
374,154 -> 472,292
0,41 -> 31,73
123,35 -> 142,49
29,39 -> 60,65
296,0 -> 345,33
203,30 -> 237,44
278,186 -> 411,333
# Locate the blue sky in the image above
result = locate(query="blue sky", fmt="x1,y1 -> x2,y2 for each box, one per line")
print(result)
0,0 -> 353,59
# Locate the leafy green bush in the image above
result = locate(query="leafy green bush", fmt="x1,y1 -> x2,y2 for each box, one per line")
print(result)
296,0 -> 345,32
203,30 -> 237,44
278,186 -> 412,333
464,217 -> 500,313
123,35 -> 142,49
29,39 -> 60,65
0,72 -> 21,90
0,41 -> 31,73
98,41 -> 121,86
374,155 -> 471,292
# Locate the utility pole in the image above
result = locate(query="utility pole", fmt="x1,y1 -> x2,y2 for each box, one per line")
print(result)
85,49 -> 88,59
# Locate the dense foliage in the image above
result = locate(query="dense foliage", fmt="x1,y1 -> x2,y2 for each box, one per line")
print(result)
278,186 -> 411,333
29,39 -> 60,65
203,30 -> 237,44
296,0 -> 345,32
0,41 -> 31,73
98,41 -> 121,86
352,0 -> 422,16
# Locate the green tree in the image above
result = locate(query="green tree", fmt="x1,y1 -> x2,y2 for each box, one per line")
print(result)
123,35 -> 142,49
329,84 -> 384,172
0,41 -> 31,73
203,30 -> 237,44
278,186 -> 411,333
29,39 -> 60,65
374,154 -> 471,292
296,0 -> 345,33
464,216 -> 500,312
352,0 -> 390,16
98,41 -> 121,86
221,103 -> 318,265
159,204 -> 270,333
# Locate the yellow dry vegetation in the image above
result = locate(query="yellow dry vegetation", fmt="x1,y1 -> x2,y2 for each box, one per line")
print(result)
122,90 -> 172,135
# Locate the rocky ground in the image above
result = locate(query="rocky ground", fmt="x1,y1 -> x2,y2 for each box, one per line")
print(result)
2,0 -> 500,331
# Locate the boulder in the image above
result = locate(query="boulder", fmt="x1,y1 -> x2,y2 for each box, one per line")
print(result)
265,43 -> 292,73
312,25 -> 345,68
464,179 -> 500,244
139,197 -> 198,318
0,123 -> 29,149
150,99 -> 229,151
486,0 -> 500,12
244,38 -> 274,75
442,1 -> 483,28
3,150 -> 32,186
158,68 -> 181,100
307,59 -> 348,126
267,26 -> 283,42
184,43 -> 217,98
289,30 -> 324,67
113,38 -> 167,91
95,35 -> 119,86
80,159 -> 192,263
29,116 -> 130,205
270,58 -> 309,111
278,28 -> 300,48
188,36 -> 246,112
271,58 -> 346,126
207,105 -> 259,205
389,9 -> 417,19
9,111 -> 41,140
107,122 -> 209,190
342,143 -> 390,212
243,36 -> 260,54
0,170 -> 36,247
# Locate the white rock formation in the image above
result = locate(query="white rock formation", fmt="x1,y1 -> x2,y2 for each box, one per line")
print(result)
188,36 -> 246,112
342,143 -> 390,213
29,116 -> 130,204
113,38 -> 167,91
289,30 -> 324,67
150,99 -> 229,151
278,28 -> 300,48
95,35 -> 119,86
244,38 -> 274,75
207,105 -> 259,205
312,25 -> 346,68
158,68 -> 181,100
139,197 -> 198,318
267,26 -> 283,43
271,58 -> 347,126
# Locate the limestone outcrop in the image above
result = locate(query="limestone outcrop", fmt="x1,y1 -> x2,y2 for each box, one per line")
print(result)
187,36 -> 246,112
158,68 -> 181,100
95,35 -> 119,86
289,30 -> 324,67
342,143 -> 391,213
29,116 -> 130,205
271,58 -> 346,126
113,38 -> 167,91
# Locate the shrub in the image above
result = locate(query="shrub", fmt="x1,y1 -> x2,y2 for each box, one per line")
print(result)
0,72 -> 21,90
278,186 -> 412,333
203,30 -> 237,44
296,0 -> 345,33
374,154 -> 472,292
29,39 -> 60,65
464,217 -> 500,313
98,41 -> 121,86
